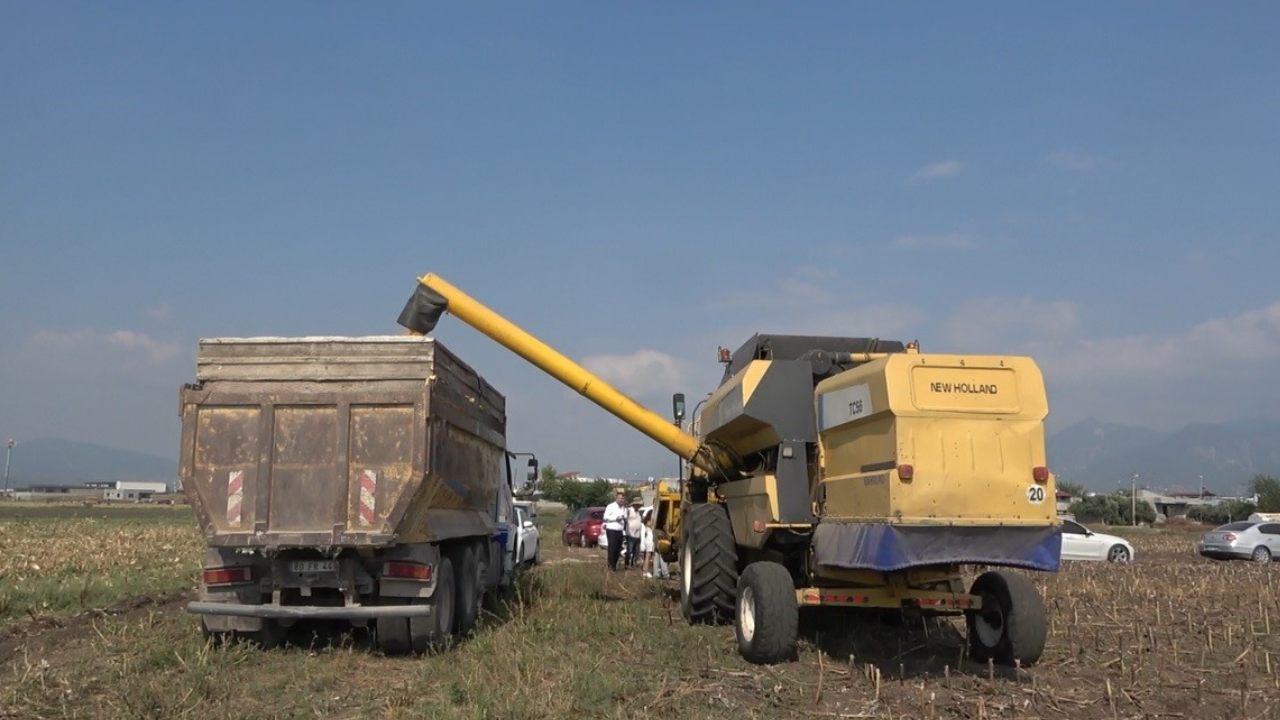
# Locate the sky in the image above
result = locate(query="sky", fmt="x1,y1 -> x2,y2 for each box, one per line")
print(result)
2,2 -> 1279,483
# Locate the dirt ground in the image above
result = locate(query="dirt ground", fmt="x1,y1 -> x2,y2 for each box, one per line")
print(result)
2,523 -> 1277,720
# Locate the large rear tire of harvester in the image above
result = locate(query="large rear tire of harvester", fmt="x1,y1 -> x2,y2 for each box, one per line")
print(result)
734,561 -> 798,664
410,557 -> 455,654
966,569 -> 1047,667
680,503 -> 737,625
450,543 -> 482,636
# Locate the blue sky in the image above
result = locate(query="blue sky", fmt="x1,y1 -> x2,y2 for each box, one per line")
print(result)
2,2 -> 1278,482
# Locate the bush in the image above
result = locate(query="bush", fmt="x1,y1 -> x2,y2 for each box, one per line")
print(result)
1068,492 -> 1156,526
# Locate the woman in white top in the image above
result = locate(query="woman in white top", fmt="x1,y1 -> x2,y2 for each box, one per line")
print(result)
639,507 -> 656,578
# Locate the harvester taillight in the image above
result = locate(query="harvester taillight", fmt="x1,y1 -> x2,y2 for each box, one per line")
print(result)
384,561 -> 432,581
203,566 -> 252,586
897,464 -> 914,481
1033,466 -> 1049,483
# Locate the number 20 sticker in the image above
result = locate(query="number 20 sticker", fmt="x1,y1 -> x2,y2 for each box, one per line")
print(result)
1026,485 -> 1047,504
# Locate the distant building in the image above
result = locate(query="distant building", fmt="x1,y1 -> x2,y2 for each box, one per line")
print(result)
102,480 -> 169,502
1138,488 -> 1256,521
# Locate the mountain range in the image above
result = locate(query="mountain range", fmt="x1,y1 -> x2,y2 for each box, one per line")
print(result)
1,438 -> 177,489
6,416 -> 1280,496
1047,417 -> 1280,496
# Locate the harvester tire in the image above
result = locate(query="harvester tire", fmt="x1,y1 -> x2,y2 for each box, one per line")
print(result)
680,503 -> 737,625
966,569 -> 1047,667
450,543 -> 482,635
734,562 -> 798,664
411,557 -> 455,654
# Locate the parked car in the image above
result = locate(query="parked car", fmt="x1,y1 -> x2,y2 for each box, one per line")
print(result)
1198,521 -> 1280,563
513,503 -> 540,566
1060,519 -> 1134,562
562,506 -> 605,547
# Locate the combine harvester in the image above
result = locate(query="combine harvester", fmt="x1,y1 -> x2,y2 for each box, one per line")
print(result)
399,273 -> 1062,666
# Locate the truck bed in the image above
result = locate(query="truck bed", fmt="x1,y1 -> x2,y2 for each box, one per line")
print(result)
180,336 -> 506,549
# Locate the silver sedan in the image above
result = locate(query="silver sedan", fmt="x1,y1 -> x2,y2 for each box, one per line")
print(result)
1198,521 -> 1280,563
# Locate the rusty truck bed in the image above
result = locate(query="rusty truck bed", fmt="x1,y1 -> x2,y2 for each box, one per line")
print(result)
179,336 -> 505,549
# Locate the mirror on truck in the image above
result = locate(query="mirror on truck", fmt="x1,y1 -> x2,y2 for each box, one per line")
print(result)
527,458 -> 538,483
672,393 -> 686,425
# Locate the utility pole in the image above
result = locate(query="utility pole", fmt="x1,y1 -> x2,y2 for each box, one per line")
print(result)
1130,473 -> 1139,526
3,439 -> 14,494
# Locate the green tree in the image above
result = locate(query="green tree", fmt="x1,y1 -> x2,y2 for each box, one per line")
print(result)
1188,499 -> 1258,525
1249,474 -> 1280,513
538,475 -> 618,512
1057,480 -> 1088,498
1067,492 -> 1155,525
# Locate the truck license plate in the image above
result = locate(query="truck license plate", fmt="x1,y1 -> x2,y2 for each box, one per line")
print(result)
290,560 -> 337,574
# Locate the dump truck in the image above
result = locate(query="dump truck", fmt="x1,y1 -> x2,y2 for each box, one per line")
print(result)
398,273 -> 1062,667
180,336 -> 535,653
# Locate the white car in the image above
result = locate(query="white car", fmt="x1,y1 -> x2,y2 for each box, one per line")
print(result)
513,503 -> 540,566
1060,518 -> 1134,562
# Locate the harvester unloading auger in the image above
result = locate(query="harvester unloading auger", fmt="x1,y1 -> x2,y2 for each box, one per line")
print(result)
399,273 -> 1062,666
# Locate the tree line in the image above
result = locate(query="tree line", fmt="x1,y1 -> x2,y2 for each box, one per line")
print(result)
1060,474 -> 1280,526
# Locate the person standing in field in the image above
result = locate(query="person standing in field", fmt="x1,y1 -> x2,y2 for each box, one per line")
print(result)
602,490 -> 628,571
624,499 -> 643,568
640,507 -> 656,578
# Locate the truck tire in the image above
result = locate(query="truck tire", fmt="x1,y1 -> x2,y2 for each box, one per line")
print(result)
450,543 -> 482,636
680,503 -> 737,625
377,612 -> 413,656
410,557 -> 455,654
966,569 -> 1047,667
735,562 -> 798,664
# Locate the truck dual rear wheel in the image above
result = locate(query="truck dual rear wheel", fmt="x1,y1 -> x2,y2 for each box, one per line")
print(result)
680,503 -> 737,625
410,557 -> 455,654
451,543 -> 482,635
966,569 -> 1047,667
377,557 -> 457,655
735,562 -> 798,664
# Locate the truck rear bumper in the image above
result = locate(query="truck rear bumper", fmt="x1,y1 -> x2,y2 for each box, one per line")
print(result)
187,601 -> 431,619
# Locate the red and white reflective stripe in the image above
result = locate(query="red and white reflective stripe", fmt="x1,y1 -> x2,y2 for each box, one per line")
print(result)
226,470 -> 244,525
359,470 -> 377,526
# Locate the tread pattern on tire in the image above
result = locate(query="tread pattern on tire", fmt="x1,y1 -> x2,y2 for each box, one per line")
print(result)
967,569 -> 1047,667
682,503 -> 738,624
735,562 -> 798,664
450,543 -> 481,636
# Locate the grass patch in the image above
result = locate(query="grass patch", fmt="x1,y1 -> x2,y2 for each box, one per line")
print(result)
0,505 -> 202,627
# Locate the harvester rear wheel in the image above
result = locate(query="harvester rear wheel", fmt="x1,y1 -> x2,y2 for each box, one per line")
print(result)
734,562 -> 798,664
450,543 -> 482,635
410,557 -> 455,654
680,503 -> 737,625
966,570 -> 1047,667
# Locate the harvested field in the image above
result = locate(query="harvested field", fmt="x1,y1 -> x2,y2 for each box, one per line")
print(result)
1,510 -> 1276,719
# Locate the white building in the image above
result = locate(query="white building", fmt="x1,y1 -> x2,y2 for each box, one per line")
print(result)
102,480 -> 170,502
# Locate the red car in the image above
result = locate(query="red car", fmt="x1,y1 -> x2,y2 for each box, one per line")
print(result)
562,506 -> 605,547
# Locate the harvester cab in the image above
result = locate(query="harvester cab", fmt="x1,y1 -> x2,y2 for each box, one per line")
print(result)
398,273 -> 1061,668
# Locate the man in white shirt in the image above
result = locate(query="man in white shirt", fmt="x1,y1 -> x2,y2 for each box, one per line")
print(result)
602,490 -> 628,571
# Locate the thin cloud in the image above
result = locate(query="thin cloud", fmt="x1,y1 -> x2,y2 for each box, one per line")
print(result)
911,160 -> 962,182
581,349 -> 689,397
939,298 -> 1083,353
20,328 -> 183,367
146,303 -> 173,322
892,234 -> 975,250
1045,150 -> 1111,172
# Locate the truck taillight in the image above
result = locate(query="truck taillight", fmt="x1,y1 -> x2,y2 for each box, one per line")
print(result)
1033,466 -> 1049,482
203,566 -> 252,586
384,561 -> 432,581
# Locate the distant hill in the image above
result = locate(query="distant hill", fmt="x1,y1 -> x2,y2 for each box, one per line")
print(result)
1048,417 -> 1280,495
2,438 -> 176,488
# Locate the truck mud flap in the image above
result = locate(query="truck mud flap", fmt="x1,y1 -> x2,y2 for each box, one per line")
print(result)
187,601 -> 432,619
813,523 -> 1062,573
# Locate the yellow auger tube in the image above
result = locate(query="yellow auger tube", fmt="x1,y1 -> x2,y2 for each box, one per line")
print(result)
416,273 -> 715,471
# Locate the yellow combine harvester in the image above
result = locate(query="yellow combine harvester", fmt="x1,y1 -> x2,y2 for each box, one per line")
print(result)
398,273 -> 1062,666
